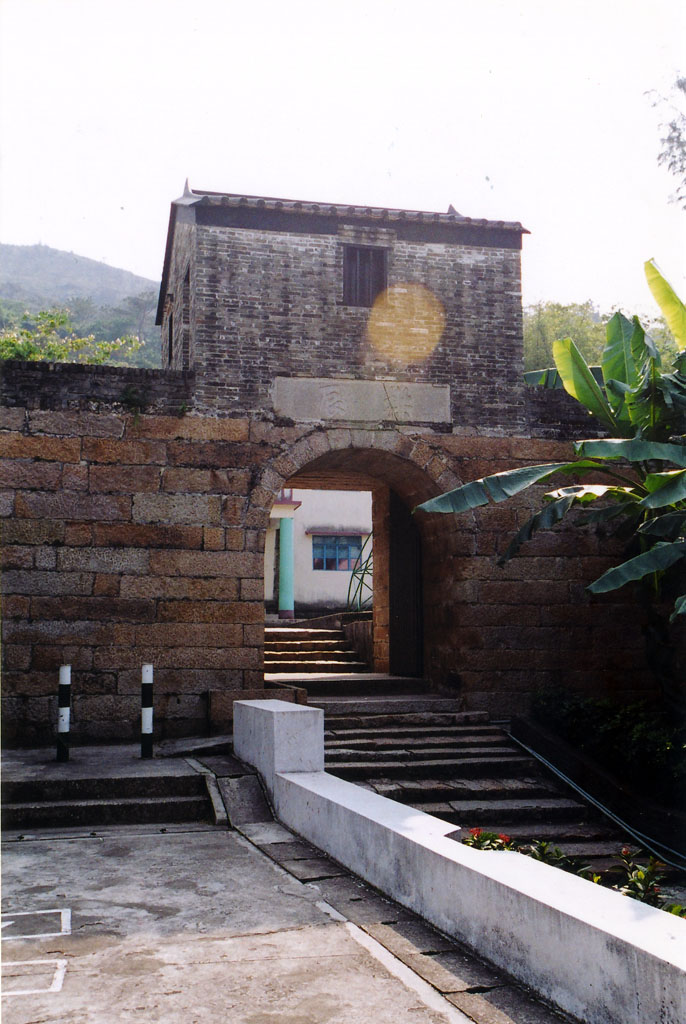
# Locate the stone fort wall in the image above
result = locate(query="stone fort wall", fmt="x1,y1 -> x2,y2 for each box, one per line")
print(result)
0,397 -> 651,745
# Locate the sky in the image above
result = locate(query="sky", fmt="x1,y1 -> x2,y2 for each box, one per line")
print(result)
1,0 -> 684,316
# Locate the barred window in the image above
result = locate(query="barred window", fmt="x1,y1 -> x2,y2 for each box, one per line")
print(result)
343,246 -> 386,307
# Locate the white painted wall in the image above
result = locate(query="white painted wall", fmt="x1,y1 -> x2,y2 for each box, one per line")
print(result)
265,489 -> 372,608
234,700 -> 686,1024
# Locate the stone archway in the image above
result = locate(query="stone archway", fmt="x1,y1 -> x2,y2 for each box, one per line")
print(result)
252,427 -> 463,683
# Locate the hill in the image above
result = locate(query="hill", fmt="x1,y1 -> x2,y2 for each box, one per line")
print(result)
0,243 -> 159,306
0,244 -> 162,367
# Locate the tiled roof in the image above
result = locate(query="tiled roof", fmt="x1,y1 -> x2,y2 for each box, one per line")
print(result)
178,184 -> 526,234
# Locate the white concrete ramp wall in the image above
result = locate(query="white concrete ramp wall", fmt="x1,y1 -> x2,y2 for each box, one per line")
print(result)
233,700 -> 686,1024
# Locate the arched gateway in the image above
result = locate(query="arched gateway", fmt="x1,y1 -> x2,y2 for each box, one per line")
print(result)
0,188 -> 654,744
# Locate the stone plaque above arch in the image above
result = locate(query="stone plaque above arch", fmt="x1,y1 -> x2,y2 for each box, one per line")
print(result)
271,377 -> 451,425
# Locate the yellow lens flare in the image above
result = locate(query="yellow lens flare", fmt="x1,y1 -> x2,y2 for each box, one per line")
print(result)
367,283 -> 445,366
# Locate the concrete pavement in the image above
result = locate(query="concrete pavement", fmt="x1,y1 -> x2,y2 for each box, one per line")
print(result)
1,741 -> 575,1023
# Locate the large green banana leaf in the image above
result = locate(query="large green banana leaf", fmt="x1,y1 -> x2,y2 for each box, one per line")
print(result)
670,595 -> 686,622
638,511 -> 686,539
603,312 -> 639,391
552,337 -> 617,429
645,259 -> 686,348
574,438 -> 686,467
638,470 -> 686,509
498,493 -> 577,564
524,365 -> 604,389
415,463 -> 573,515
587,540 -> 686,594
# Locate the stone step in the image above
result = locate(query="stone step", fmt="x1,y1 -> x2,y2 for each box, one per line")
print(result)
2,773 -> 208,804
329,755 -> 532,780
265,659 -> 370,675
326,744 -> 522,764
551,840 -> 637,859
325,723 -> 504,738
368,777 -> 563,802
318,706 -> 486,723
2,794 -> 213,830
265,649 -> 360,663
324,732 -> 512,750
264,628 -> 343,640
265,640 -> 353,651
468,821 -> 622,843
304,675 -> 430,695
413,797 -> 593,826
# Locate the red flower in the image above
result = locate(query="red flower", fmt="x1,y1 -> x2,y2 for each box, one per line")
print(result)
469,827 -> 482,836
498,834 -> 511,844
621,847 -> 631,857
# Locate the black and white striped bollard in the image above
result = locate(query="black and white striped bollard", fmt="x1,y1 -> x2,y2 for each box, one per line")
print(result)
141,663 -> 153,759
57,664 -> 71,762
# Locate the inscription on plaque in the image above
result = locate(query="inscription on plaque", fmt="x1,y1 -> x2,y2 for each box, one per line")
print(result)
272,377 -> 451,424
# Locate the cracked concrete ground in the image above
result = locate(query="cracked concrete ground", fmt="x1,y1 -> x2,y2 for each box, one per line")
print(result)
1,742 -> 576,1023
2,827 -> 461,1024
2,822 -> 573,1024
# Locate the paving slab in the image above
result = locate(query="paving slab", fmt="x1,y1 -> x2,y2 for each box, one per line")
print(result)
281,856 -> 349,881
447,985 -> 570,1024
261,839 -> 320,861
309,875 -> 418,925
216,775 -> 273,825
1,743 -> 198,782
366,920 -> 457,955
402,951 -> 504,994
240,821 -> 298,844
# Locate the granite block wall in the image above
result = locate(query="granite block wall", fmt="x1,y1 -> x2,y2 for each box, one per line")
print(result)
0,406 -> 655,743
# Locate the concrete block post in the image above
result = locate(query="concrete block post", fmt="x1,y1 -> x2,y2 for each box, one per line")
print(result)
233,700 -> 324,795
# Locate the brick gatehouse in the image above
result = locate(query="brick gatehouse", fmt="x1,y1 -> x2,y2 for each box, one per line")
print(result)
0,188 -> 653,744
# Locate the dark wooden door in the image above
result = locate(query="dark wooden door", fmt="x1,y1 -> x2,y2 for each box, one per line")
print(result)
388,490 -> 423,676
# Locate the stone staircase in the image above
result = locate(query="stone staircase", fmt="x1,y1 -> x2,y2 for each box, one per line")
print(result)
1,772 -> 214,830
264,626 -> 368,675
323,709 -> 631,873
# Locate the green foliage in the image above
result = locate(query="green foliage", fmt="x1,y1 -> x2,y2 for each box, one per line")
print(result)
517,839 -> 590,877
649,74 -> 686,210
463,829 -> 686,915
523,300 -> 678,373
0,309 -> 141,365
347,532 -> 374,611
417,263 -> 686,633
462,828 -> 515,850
531,688 -> 686,804
523,301 -> 607,372
610,848 -> 664,907
0,293 -> 161,369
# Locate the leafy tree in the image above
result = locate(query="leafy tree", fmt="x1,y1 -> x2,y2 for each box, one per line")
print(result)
524,301 -> 607,371
417,260 -> 686,708
0,308 -> 141,365
650,75 -> 686,209
0,292 -> 161,368
67,290 -> 161,368
523,301 -> 677,372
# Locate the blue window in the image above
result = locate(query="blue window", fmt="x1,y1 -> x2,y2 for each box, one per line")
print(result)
312,535 -> 363,571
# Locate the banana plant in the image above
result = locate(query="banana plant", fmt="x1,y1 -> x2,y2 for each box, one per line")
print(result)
416,261 -> 686,622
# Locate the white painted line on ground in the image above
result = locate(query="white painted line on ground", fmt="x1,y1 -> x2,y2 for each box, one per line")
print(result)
1,958 -> 68,997
1,908 -> 71,940
345,921 -> 472,1024
314,899 -> 348,923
